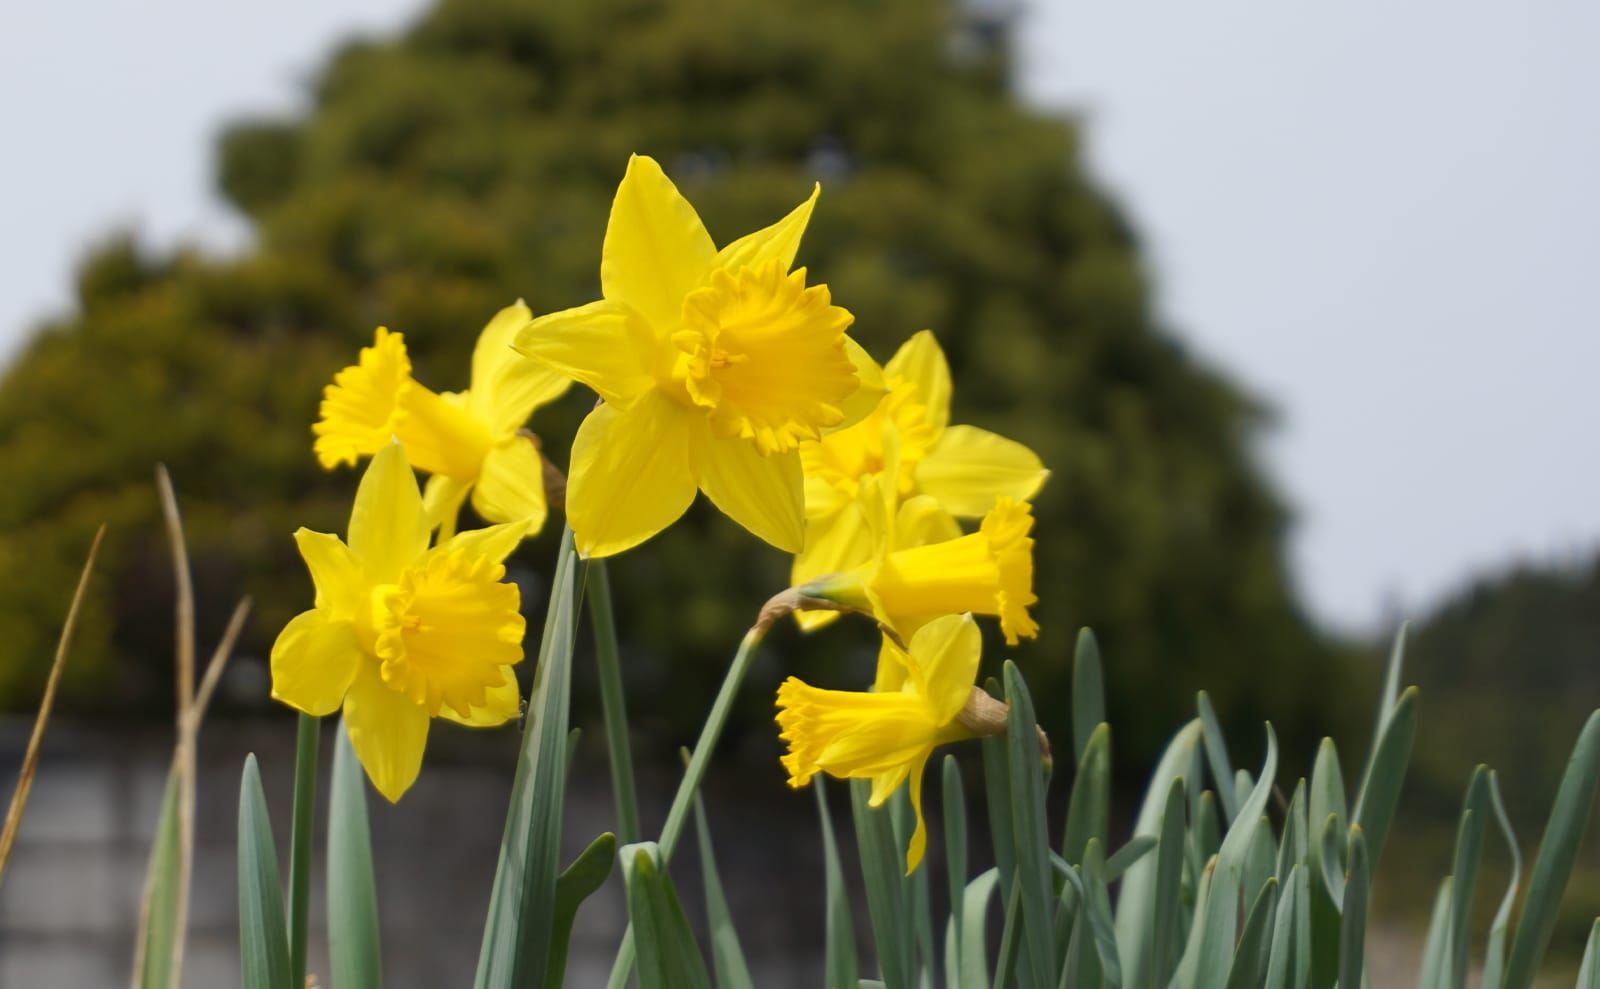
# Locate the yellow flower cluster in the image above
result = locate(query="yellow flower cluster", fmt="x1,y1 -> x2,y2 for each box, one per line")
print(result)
271,155 -> 1050,853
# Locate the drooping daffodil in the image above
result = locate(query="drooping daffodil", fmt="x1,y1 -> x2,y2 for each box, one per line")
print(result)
270,442 -> 529,801
777,613 -> 990,873
800,490 -> 1039,647
313,301 -> 571,538
515,154 -> 882,558
794,330 -> 1048,628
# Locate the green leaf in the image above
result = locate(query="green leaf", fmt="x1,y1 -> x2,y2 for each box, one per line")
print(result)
1414,878 -> 1454,989
1307,740 -> 1346,875
1081,839 -> 1124,987
1276,780 -> 1308,882
1351,687 -> 1418,874
1072,628 -> 1105,767
1243,816 -> 1277,907
992,879 -> 1024,989
237,754 -> 291,989
1148,779 -> 1188,989
816,781 -> 859,989
545,833 -> 616,986
954,868 -> 1000,989
1004,661 -> 1059,989
1317,815 -> 1344,910
1166,853 -> 1213,989
1503,710 -> 1600,989
1062,723 -> 1111,867
589,560 -> 641,845
327,723 -> 380,989
621,842 -> 714,989
1358,623 -> 1409,788
1337,828 -> 1370,989
1481,771 -> 1523,989
1191,791 -> 1221,876
1574,920 -> 1600,989
691,790 -> 754,989
1307,743 -> 1346,989
1197,691 -> 1239,823
942,756 -> 968,986
1103,835 -> 1156,883
851,777 -> 913,989
135,768 -> 182,989
286,713 -> 319,988
889,787 -> 937,985
1264,865 -> 1307,989
1224,878 -> 1280,989
1193,725 -> 1279,989
1113,720 -> 1199,989
1446,768 -> 1491,989
475,528 -> 588,989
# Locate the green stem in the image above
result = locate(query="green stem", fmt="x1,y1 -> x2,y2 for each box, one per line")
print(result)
288,713 -> 320,987
605,626 -> 767,989
590,560 -> 642,846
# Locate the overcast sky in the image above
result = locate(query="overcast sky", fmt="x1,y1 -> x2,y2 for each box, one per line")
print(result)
2,1 -> 1596,634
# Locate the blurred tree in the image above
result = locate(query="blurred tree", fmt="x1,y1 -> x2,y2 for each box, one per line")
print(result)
0,0 -> 1351,773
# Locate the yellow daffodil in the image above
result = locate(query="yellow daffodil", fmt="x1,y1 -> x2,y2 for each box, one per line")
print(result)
515,154 -> 881,558
777,614 -> 983,873
270,442 -> 529,801
313,301 -> 571,538
794,330 -> 1048,629
801,495 -> 1039,646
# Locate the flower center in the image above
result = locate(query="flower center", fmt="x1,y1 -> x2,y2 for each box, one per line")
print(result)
671,260 -> 857,455
799,375 -> 936,501
368,548 -> 525,718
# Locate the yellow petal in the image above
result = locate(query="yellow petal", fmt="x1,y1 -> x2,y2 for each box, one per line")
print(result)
893,496 -> 962,552
468,301 -> 573,435
472,436 -> 549,531
443,519 -> 531,568
908,614 -> 981,726
884,330 -> 952,437
347,442 -> 430,583
342,661 -> 430,802
873,632 -> 914,694
713,183 -> 819,273
292,528 -> 362,619
422,473 -> 473,542
901,753 -> 933,874
312,327 -> 411,469
601,154 -> 715,330
832,338 -> 887,432
269,610 -> 361,717
566,391 -> 700,558
515,299 -> 658,408
918,425 -> 1049,518
438,666 -> 522,727
697,436 -> 804,553
791,504 -> 874,632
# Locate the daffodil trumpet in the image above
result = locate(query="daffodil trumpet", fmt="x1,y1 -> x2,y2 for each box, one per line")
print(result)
269,441 -> 529,801
515,154 -> 883,558
794,496 -> 1040,646
312,301 -> 572,539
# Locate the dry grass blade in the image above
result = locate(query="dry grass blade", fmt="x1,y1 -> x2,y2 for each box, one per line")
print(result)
130,594 -> 250,988
0,523 -> 106,886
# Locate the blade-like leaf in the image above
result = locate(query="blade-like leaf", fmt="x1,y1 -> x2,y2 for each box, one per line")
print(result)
328,724 -> 381,989
693,793 -> 754,989
1414,878 -> 1454,989
1503,710 -> 1600,989
1193,726 -> 1279,989
1104,836 -> 1156,883
1337,828 -> 1370,989
1277,779 -> 1308,882
816,781 -> 858,989
1004,661 -> 1059,989
1062,723 -> 1111,867
475,528 -> 588,989
1072,629 -> 1105,767
957,869 -> 1000,989
546,833 -> 617,988
1115,718 -> 1199,989
852,778 -> 913,989
622,842 -> 714,989
1351,687 -> 1418,874
1481,771 -> 1523,989
942,756 -> 968,986
1446,768 -> 1491,989
135,768 -> 182,989
237,755 -> 291,989
1575,920 -> 1600,989
1198,692 -> 1239,823
1148,779 -> 1188,989
1224,878 -> 1280,989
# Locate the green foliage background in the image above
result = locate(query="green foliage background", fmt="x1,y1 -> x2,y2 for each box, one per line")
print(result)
0,0 -> 1355,770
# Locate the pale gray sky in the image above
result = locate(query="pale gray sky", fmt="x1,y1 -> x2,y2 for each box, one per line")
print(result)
2,1 -> 1596,633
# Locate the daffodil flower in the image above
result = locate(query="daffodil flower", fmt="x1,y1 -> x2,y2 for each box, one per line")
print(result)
515,154 -> 881,558
270,442 -> 529,801
777,614 -> 984,873
801,495 -> 1039,646
793,331 -> 1048,628
313,301 -> 571,538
